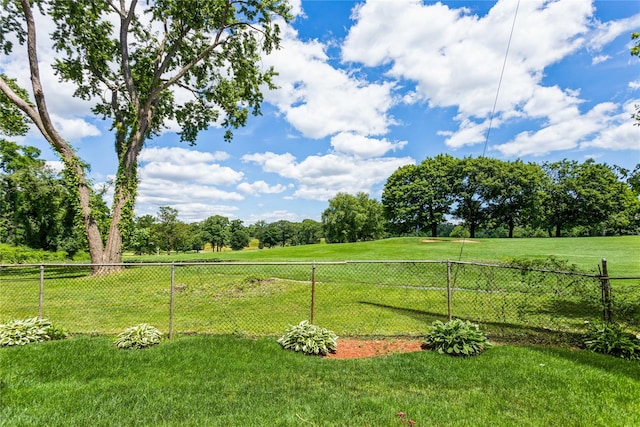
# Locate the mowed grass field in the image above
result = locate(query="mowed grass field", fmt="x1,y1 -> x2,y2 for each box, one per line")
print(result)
1,236 -> 638,338
1,237 -> 639,426
127,235 -> 640,277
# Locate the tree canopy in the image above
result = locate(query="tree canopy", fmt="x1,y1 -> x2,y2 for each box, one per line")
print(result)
0,0 -> 291,270
322,192 -> 385,243
382,156 -> 639,238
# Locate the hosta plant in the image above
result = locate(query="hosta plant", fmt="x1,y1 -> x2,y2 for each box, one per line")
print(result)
0,317 -> 68,346
422,319 -> 489,356
278,320 -> 338,355
583,321 -> 640,361
114,323 -> 163,350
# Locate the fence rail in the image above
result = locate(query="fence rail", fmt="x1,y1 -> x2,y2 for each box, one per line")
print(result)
1,260 -> 637,344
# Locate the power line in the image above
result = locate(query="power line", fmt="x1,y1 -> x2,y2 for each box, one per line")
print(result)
456,0 -> 520,269
482,0 -> 520,157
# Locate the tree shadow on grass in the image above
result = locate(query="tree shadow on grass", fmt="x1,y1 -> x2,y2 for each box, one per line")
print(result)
357,301 -> 585,345
537,298 -> 603,319
357,301 -> 447,325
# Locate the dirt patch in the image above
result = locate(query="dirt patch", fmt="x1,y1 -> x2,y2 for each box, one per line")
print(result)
420,239 -> 442,243
451,239 -> 479,243
324,338 -> 423,359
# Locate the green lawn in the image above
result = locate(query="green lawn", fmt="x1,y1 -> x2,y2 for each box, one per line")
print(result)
1,335 -> 638,426
127,235 -> 640,277
1,259 -> 613,341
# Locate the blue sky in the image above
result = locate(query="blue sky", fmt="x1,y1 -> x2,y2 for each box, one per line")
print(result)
5,0 -> 640,224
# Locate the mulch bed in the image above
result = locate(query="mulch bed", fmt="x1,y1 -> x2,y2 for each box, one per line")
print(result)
323,338 -> 424,359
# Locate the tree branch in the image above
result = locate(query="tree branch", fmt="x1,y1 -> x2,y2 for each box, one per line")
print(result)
119,0 -> 139,111
156,1 -> 233,94
18,0 -> 76,161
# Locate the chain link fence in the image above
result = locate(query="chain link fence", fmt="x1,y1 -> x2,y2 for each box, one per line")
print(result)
0,260 -> 637,344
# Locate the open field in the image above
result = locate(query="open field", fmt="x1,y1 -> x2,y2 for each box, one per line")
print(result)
1,236 -> 637,341
1,335 -> 638,426
126,236 -> 640,277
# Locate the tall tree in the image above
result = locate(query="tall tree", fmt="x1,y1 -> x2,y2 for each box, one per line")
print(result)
452,157 -> 499,238
322,192 -> 384,243
228,219 -> 250,250
297,219 -> 322,244
153,206 -> 182,255
382,154 -> 457,237
542,159 -> 627,237
486,160 -> 545,238
0,0 -> 291,271
269,220 -> 295,247
202,215 -> 230,252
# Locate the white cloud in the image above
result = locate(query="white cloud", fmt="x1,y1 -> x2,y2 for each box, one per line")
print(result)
134,201 -> 240,223
587,13 -> 640,50
629,81 -> 640,90
580,101 -> 640,151
237,180 -> 287,195
442,118 -> 494,149
330,132 -> 408,158
342,0 -> 593,118
140,162 -> 243,186
49,115 -> 101,141
493,101 -> 638,157
245,210 -> 301,224
139,147 -> 229,164
243,151 -> 414,201
262,23 -> 397,139
592,54 -> 610,65
137,178 -> 243,202
287,0 -> 304,18
132,146 -> 247,220
138,146 -> 242,185
340,0 -> 610,152
45,161 -> 65,175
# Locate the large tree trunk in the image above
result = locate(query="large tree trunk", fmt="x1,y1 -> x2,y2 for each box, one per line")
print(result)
6,1 -> 111,274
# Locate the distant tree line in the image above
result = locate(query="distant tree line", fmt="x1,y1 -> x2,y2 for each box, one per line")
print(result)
2,141 -> 638,258
124,207 -> 324,255
382,155 -> 640,238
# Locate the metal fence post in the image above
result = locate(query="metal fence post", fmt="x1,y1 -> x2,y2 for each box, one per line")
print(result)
446,260 -> 452,321
169,262 -> 175,339
600,258 -> 612,322
311,262 -> 316,324
39,265 -> 44,318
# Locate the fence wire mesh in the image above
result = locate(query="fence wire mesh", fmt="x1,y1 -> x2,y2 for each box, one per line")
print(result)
0,261 -> 636,344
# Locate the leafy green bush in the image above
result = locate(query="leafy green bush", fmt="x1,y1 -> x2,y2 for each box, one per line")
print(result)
278,320 -> 338,355
114,323 -> 163,349
0,244 -> 69,263
583,322 -> 640,360
0,317 -> 68,346
422,319 -> 489,356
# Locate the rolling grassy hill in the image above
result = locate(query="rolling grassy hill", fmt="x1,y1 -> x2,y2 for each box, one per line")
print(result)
127,235 -> 640,277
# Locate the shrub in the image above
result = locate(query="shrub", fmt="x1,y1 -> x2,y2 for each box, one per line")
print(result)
422,319 -> 489,356
0,317 -> 68,346
583,322 -> 640,361
278,320 -> 338,356
114,323 -> 163,350
449,225 -> 470,239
